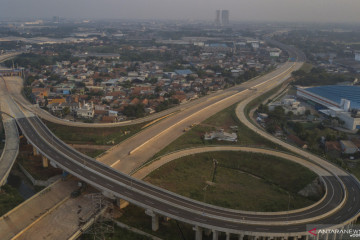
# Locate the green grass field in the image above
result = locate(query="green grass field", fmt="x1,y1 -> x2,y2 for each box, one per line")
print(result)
146,151 -> 318,212
43,120 -> 148,146
299,62 -> 313,73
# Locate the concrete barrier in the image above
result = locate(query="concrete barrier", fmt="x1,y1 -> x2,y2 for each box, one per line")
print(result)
17,163 -> 62,187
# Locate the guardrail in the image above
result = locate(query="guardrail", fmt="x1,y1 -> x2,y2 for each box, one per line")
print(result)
0,118 -> 19,186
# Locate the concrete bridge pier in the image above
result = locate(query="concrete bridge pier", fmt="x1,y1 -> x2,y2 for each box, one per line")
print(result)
193,226 -> 202,240
145,210 -> 159,231
238,233 -> 244,240
33,146 -> 39,156
115,198 -> 129,209
330,232 -> 336,240
339,227 -> 344,240
42,156 -> 48,168
225,232 -> 231,240
324,232 -> 329,240
204,229 -> 212,237
212,230 -> 219,240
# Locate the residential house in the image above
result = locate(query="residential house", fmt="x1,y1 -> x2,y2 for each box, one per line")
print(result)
340,140 -> 358,154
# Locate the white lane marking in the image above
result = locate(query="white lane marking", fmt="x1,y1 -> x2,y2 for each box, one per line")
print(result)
90,176 -> 97,180
168,209 -> 179,214
225,224 -> 237,228
335,215 -> 342,220
106,183 -> 114,188
124,191 -> 133,196
145,200 -> 154,205
194,217 -> 206,222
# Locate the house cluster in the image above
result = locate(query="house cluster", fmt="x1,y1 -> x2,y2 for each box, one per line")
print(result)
204,129 -> 238,142
24,34 -> 283,123
268,96 -> 306,115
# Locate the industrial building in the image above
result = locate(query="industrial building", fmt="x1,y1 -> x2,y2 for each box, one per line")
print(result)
214,10 -> 229,26
221,10 -> 229,26
355,51 -> 360,62
297,85 -> 360,130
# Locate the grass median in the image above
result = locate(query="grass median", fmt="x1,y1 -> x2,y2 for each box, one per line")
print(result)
146,151 -> 319,212
43,119 -> 148,146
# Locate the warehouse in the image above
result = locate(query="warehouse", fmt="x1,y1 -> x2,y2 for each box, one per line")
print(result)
297,85 -> 360,130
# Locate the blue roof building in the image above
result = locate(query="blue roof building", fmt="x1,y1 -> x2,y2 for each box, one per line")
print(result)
297,85 -> 360,110
175,69 -> 193,76
297,85 -> 360,130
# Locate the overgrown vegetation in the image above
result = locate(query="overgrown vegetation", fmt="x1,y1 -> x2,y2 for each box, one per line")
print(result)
146,151 -> 318,211
152,103 -> 284,159
80,222 -> 151,240
43,120 -> 148,145
118,204 -> 196,240
4,53 -> 74,70
0,184 -> 24,216
292,67 -> 355,86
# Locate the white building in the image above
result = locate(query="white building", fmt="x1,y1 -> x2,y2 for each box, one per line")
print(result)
269,48 -> 282,57
355,51 -> 360,62
76,101 -> 94,118
204,130 -> 237,142
297,86 -> 360,130
268,98 -> 306,115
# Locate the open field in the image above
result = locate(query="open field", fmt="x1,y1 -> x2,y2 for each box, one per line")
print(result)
43,119 -> 149,146
146,151 -> 318,212
152,103 -> 284,159
299,62 -> 313,73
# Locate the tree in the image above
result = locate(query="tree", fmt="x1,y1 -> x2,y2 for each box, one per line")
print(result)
257,104 -> 268,114
62,107 -> 70,116
123,104 -> 145,118
293,122 -> 304,135
155,86 -> 162,93
269,106 -> 286,123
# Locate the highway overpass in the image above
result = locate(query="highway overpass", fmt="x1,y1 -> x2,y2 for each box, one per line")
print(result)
1,43 -> 359,240
14,99 -> 360,240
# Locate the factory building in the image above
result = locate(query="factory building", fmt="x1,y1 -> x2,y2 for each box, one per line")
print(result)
297,85 -> 360,130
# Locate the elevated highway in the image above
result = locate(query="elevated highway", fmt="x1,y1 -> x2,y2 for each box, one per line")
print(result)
1,43 -> 359,239
14,99 -> 360,239
0,117 -> 19,186
0,72 -> 19,186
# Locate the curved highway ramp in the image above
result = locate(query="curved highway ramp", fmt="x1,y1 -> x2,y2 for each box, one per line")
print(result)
0,117 -> 19,186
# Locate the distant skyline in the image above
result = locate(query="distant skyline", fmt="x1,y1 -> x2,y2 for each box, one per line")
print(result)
1,0 -> 360,23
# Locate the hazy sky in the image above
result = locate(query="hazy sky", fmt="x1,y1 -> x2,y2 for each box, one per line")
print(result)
1,0 -> 360,23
